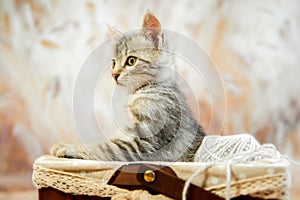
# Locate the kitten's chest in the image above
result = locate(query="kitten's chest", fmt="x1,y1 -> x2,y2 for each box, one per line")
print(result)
127,92 -> 149,122
127,87 -> 160,122
127,84 -> 181,123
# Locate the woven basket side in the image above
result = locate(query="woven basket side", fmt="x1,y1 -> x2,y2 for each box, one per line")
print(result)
32,165 -> 129,197
210,173 -> 289,199
32,164 -> 289,199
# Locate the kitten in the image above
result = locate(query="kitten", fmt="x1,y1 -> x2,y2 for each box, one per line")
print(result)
51,12 -> 205,162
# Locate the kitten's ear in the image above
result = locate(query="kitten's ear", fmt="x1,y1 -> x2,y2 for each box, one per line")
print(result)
142,12 -> 164,46
107,24 -> 122,38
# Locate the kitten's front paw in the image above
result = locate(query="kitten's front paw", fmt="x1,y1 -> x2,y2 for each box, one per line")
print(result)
50,144 -> 93,159
50,144 -> 69,158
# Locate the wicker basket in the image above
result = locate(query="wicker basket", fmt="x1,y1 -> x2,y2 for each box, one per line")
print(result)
32,155 -> 290,200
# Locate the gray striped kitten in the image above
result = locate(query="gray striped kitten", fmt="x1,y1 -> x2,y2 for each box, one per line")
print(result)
51,12 -> 205,162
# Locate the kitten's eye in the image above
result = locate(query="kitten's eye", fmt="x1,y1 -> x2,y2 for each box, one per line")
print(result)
125,56 -> 137,66
111,59 -> 116,69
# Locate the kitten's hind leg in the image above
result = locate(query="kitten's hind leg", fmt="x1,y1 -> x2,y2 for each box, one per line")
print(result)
51,144 -> 96,160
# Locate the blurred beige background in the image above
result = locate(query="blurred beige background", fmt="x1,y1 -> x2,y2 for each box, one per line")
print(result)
0,0 -> 300,199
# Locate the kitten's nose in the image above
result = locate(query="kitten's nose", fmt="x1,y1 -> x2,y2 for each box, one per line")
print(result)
112,73 -> 120,81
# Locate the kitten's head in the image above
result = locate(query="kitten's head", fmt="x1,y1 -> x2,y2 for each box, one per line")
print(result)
110,12 -> 172,92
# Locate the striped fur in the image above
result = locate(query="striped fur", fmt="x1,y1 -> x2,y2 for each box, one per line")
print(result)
51,13 -> 205,162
